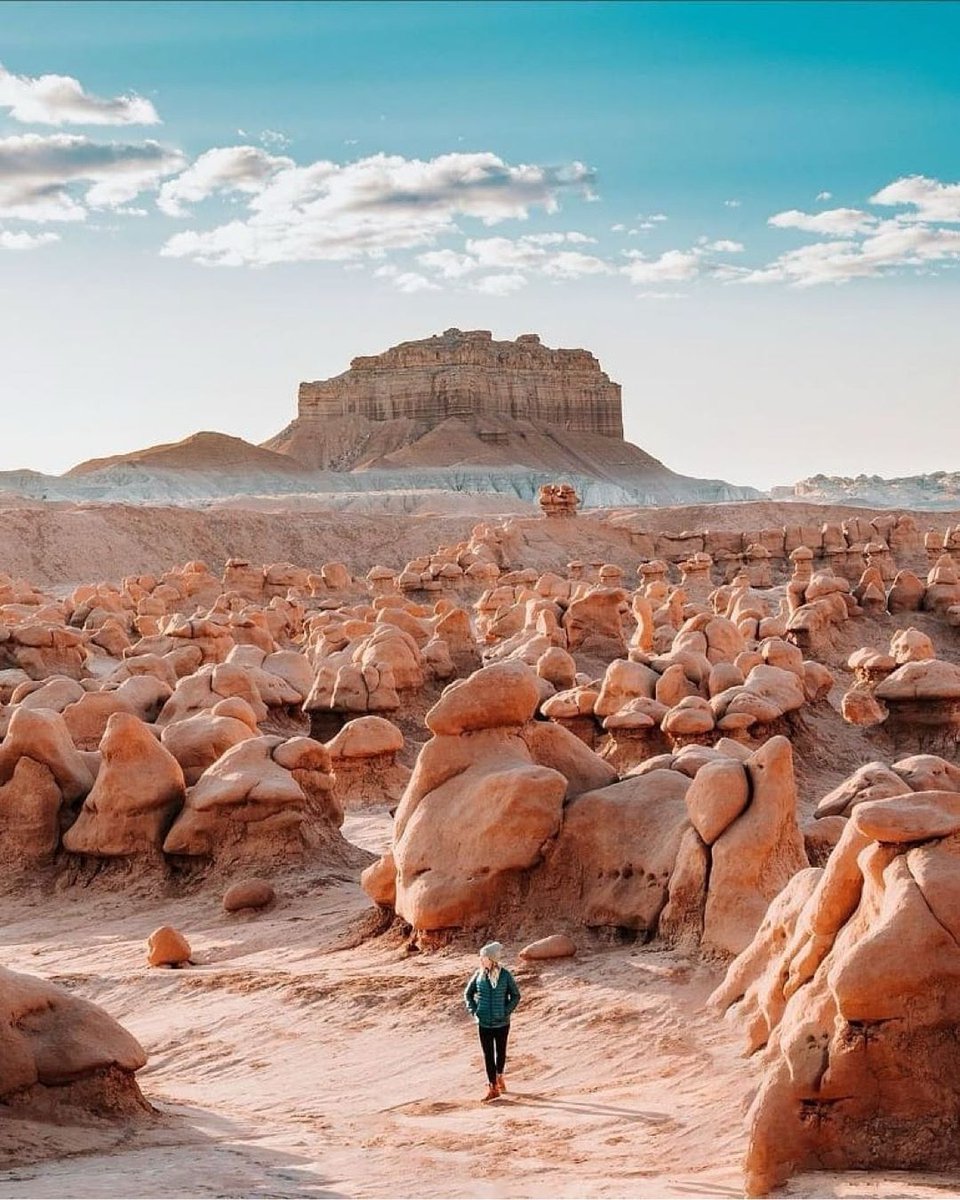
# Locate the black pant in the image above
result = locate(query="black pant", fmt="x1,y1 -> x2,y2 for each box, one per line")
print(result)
478,1023 -> 510,1083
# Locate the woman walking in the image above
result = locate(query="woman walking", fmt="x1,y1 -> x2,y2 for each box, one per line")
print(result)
463,941 -> 521,1102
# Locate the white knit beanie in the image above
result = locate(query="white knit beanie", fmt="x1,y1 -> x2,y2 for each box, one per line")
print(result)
480,941 -> 503,963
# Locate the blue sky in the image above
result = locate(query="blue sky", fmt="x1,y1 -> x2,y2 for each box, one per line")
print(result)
1,1 -> 958,487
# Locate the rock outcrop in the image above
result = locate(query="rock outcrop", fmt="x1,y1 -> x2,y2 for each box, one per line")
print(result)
293,329 -> 623,440
0,965 -> 148,1120
713,790 -> 960,1195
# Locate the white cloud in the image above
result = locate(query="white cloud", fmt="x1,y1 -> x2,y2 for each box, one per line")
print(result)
416,248 -> 477,278
0,229 -> 59,250
160,151 -> 596,266
541,249 -> 610,278
724,198 -> 741,208
157,145 -> 292,216
637,211 -> 667,222
260,129 -> 291,150
706,239 -> 744,253
0,63 -> 159,126
0,133 -> 185,221
415,232 -> 609,286
471,272 -> 527,296
621,248 -> 702,285
734,219 -> 960,287
870,174 -> 960,223
769,207 -> 877,236
375,266 -> 438,293
523,230 -> 596,245
816,190 -> 833,201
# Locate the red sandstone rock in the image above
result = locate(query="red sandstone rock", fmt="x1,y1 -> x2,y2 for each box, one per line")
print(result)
63,713 -> 186,857
223,878 -> 276,912
146,925 -> 191,967
0,964 -> 147,1107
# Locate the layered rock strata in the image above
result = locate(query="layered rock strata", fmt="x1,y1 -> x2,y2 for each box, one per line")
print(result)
296,329 -> 623,437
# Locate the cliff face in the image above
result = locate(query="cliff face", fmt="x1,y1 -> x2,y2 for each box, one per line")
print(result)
295,328 -> 623,438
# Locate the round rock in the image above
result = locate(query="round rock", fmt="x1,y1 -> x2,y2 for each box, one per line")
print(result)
223,879 -> 276,913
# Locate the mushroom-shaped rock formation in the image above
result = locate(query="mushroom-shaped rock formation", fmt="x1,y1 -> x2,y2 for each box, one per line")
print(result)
63,713 -> 186,857
1,621 -> 89,681
663,736 -> 808,956
156,662 -> 267,728
562,587 -> 628,656
162,735 -> 353,866
0,707 -> 97,866
325,715 -> 410,808
159,697 -> 259,785
712,791 -> 960,1196
361,661 -> 616,932
890,626 -> 935,664
875,658 -> 960,748
814,753 -> 960,819
0,964 -> 148,1124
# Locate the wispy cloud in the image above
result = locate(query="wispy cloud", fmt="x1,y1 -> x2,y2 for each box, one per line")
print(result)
158,145 -> 292,216
0,63 -> 159,126
472,272 -> 527,296
374,264 -> 439,292
769,207 -> 876,236
161,151 -> 596,266
870,174 -> 960,223
0,133 -> 185,221
0,229 -> 59,250
621,248 -> 703,284
731,219 -> 960,287
415,231 -> 608,292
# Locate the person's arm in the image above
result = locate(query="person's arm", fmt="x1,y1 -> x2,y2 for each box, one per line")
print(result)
464,972 -> 479,1015
504,970 -> 521,1017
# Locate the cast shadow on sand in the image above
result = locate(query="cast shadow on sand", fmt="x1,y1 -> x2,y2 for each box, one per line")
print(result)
0,1100 -> 345,1200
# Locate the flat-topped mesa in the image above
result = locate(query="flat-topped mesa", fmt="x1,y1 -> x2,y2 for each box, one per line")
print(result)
297,329 -> 624,438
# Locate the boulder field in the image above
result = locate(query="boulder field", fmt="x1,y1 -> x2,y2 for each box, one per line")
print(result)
1,497 -> 959,1192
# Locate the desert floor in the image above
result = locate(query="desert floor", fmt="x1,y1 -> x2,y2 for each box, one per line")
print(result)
1,807 -> 957,1199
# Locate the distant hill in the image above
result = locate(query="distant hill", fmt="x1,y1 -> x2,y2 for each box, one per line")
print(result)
67,431 -> 305,477
773,471 -> 960,510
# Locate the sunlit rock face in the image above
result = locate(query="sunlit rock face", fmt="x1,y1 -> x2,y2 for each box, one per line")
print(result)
296,329 -> 623,439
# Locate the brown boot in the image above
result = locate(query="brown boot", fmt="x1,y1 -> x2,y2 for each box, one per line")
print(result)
496,1074 -> 506,1094
481,1083 -> 499,1102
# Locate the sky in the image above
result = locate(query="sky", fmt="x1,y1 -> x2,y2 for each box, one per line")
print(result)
0,0 -> 958,490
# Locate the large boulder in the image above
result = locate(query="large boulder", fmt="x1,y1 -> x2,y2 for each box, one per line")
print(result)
162,735 -> 349,865
0,964 -> 147,1116
63,713 -> 185,857
712,791 -> 960,1195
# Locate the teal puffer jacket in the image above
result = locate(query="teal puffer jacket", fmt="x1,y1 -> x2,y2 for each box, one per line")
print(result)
464,967 -> 520,1028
